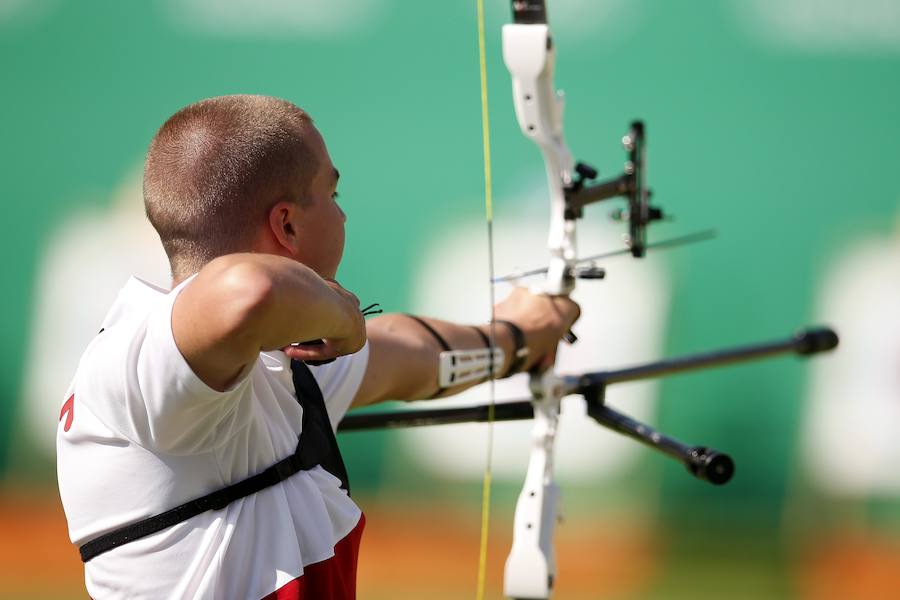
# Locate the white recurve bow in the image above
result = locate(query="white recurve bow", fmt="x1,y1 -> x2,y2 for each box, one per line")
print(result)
500,5 -> 571,597
341,5 -> 838,600
497,2 -> 658,598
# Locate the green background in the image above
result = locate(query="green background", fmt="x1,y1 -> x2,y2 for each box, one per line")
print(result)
2,1 -> 899,598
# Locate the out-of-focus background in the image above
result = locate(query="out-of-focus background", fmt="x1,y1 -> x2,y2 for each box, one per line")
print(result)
2,0 -> 900,598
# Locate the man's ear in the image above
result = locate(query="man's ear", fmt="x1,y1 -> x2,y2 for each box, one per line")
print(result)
267,201 -> 300,255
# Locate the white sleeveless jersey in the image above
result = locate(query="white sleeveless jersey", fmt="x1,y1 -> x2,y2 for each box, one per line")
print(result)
57,276 -> 369,599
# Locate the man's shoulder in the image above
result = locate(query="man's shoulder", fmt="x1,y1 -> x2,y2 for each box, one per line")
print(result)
69,277 -> 186,417
98,276 -> 178,330
67,278 -> 167,374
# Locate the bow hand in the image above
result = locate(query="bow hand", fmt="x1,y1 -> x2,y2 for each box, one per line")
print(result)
492,287 -> 581,375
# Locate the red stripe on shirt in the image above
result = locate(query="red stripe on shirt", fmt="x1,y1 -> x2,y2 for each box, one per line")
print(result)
262,513 -> 365,600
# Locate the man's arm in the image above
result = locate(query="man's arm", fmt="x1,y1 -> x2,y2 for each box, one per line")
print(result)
173,253 -> 366,392
352,289 -> 579,408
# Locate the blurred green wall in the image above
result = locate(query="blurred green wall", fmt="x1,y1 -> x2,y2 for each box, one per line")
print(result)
2,0 -> 898,534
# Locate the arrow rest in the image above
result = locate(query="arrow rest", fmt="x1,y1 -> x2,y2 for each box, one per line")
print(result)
573,264 -> 605,280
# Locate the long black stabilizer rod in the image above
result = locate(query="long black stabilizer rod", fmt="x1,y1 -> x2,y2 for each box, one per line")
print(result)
571,326 -> 837,391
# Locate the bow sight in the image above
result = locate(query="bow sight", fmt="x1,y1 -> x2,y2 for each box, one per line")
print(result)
564,121 -> 664,258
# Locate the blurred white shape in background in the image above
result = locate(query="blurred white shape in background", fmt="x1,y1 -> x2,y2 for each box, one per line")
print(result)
163,0 -> 643,44
163,0 -> 389,39
735,0 -> 900,53
21,167 -> 171,457
551,0 -> 644,44
802,220 -> 900,496
0,0 -> 56,26
405,182 -> 670,484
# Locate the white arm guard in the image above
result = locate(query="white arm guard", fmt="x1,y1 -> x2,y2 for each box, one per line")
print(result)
438,347 -> 505,388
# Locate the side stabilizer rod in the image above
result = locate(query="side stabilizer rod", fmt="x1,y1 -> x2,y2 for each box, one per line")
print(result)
586,402 -> 734,485
340,397 -> 733,485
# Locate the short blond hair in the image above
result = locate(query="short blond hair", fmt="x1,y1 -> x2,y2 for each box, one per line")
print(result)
143,95 -> 319,279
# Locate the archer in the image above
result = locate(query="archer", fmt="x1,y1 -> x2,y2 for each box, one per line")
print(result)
56,94 -> 579,600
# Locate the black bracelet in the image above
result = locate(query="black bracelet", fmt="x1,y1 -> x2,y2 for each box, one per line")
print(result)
406,314 -> 451,351
469,326 -> 497,377
493,319 -> 529,378
470,325 -> 491,349
406,315 -> 453,399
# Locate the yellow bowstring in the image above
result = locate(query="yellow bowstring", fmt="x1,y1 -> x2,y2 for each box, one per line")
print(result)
475,0 -> 495,598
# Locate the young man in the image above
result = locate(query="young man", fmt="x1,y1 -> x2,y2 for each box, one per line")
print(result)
57,95 -> 579,599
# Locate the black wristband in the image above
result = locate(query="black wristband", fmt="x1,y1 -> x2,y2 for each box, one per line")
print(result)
469,326 -> 496,377
406,314 -> 451,351
470,325 -> 491,349
406,314 -> 452,399
494,319 -> 529,378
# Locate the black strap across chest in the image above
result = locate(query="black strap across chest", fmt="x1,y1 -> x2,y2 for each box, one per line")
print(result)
289,359 -> 350,492
78,359 -> 349,563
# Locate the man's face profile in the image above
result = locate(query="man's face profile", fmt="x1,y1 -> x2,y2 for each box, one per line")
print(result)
290,126 -> 346,280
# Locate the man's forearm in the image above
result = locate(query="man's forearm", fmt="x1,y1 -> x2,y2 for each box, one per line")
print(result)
355,314 -> 528,407
174,254 -> 365,392
242,255 -> 364,353
407,316 -> 522,397
355,289 -> 578,408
